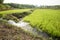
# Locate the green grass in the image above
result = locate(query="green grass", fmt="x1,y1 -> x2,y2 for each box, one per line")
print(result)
0,9 -> 31,15
23,9 -> 60,37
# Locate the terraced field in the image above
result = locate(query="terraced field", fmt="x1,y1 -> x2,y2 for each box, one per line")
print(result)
23,9 -> 60,37
0,9 -> 31,15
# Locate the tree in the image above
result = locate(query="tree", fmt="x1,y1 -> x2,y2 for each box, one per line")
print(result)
0,0 -> 4,3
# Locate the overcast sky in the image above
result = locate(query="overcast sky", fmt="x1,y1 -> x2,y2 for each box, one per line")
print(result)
4,0 -> 60,6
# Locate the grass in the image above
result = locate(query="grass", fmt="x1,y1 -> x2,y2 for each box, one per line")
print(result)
0,9 -> 31,15
23,9 -> 60,37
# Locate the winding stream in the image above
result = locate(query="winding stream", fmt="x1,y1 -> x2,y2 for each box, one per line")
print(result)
8,20 -> 49,39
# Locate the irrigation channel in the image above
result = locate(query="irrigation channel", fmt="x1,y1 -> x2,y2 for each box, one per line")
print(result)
8,19 -> 50,39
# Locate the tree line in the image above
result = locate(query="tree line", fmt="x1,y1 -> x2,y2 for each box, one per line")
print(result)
4,3 -> 37,9
39,5 -> 60,9
0,0 -> 4,3
0,0 -> 60,10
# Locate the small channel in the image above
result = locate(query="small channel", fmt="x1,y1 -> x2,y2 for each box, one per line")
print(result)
8,20 -> 49,39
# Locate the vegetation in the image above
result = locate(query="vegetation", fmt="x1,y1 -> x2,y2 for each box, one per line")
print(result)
0,9 -> 31,15
0,9 -> 31,19
39,5 -> 60,9
0,3 -> 60,11
4,3 -> 60,9
0,0 -> 12,11
4,3 -> 37,9
0,4 -> 12,11
2,10 -> 32,22
23,9 -> 60,38
0,0 -> 4,3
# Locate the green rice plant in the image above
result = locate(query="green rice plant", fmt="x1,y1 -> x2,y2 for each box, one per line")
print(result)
0,9 -> 31,15
23,9 -> 60,37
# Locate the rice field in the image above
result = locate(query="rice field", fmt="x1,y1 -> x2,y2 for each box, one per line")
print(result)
23,9 -> 60,37
0,9 -> 31,15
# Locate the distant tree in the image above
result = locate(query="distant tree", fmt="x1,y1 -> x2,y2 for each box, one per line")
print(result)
5,3 -> 37,9
39,5 -> 60,9
0,0 -> 4,3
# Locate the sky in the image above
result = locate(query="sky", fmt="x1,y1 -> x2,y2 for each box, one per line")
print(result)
4,0 -> 60,6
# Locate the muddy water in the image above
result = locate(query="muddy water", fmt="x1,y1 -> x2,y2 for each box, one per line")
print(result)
8,20 -> 49,39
